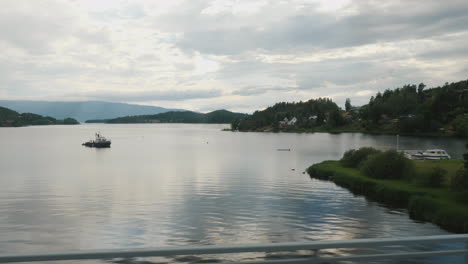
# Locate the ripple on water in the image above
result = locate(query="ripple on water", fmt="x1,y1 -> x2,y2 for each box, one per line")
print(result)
0,125 -> 466,263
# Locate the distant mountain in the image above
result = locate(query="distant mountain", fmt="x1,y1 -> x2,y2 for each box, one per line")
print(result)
105,109 -> 249,124
0,100 -> 182,122
0,106 -> 79,127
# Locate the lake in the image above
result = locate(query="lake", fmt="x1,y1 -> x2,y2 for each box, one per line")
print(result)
0,124 -> 466,263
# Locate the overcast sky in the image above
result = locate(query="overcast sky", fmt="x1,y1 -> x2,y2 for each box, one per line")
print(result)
1,0 -> 468,113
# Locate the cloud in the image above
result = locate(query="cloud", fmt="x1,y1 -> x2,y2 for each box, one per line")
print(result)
0,0 -> 112,54
175,0 -> 468,55
0,0 -> 468,112
70,89 -> 225,102
355,90 -> 376,97
231,85 -> 296,96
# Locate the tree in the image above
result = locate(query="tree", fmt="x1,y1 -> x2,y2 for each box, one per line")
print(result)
452,143 -> 468,191
231,119 -> 239,130
452,116 -> 468,137
328,108 -> 344,127
345,98 -> 352,112
418,83 -> 426,94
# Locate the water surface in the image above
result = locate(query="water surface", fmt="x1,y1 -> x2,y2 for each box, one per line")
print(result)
0,124 -> 466,263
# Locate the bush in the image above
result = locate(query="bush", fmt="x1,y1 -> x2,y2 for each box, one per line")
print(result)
360,150 -> 414,180
340,147 -> 381,168
426,167 -> 446,188
409,196 -> 468,233
454,191 -> 468,203
415,167 -> 447,188
451,168 -> 468,191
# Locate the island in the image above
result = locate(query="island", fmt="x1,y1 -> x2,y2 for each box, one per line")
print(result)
86,109 -> 249,124
231,79 -> 468,138
307,146 -> 468,233
0,106 -> 79,127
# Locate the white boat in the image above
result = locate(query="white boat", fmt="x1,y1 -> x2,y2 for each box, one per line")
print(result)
404,149 -> 450,160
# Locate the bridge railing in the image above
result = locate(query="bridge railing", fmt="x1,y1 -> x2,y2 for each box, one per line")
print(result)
0,234 -> 467,264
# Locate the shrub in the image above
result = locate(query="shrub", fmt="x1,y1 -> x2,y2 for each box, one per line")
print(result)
340,147 -> 381,168
451,168 -> 468,191
415,167 -> 447,188
360,150 -> 414,180
426,167 -> 446,188
454,191 -> 468,203
409,196 -> 468,233
408,196 -> 437,222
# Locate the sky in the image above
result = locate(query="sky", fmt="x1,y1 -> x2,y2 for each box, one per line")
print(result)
1,0 -> 468,113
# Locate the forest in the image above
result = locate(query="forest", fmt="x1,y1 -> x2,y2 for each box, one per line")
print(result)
0,106 -> 79,127
104,109 -> 248,124
232,79 -> 468,137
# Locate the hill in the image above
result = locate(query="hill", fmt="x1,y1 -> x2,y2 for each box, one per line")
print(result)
232,79 -> 468,137
358,80 -> 468,136
104,110 -> 249,124
0,106 -> 79,127
0,100 -> 182,122
232,98 -> 343,131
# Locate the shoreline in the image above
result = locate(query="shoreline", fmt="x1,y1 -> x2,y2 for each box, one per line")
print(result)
307,160 -> 468,233
231,127 -> 458,138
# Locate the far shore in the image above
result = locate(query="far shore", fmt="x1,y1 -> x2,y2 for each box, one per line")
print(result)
228,126 -> 458,138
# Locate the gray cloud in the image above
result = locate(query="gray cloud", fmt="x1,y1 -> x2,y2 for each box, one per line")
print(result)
175,0 -> 468,55
231,86 -> 296,96
1,0 -> 468,112
0,7 -> 72,53
0,1 -> 111,55
416,32 -> 468,60
74,89 -> 225,102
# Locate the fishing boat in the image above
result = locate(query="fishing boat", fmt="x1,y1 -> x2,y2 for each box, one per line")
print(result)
82,132 -> 111,148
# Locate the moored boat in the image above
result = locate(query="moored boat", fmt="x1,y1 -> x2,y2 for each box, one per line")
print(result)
404,149 -> 450,160
82,132 -> 111,148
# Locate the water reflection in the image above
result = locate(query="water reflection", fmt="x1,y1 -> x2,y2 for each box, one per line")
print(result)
0,125 -> 466,263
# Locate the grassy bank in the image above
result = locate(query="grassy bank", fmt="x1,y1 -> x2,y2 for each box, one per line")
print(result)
307,159 -> 468,233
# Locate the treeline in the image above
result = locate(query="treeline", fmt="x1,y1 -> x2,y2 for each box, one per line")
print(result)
232,98 -> 343,131
232,79 -> 468,137
103,110 -> 248,124
0,106 -> 79,127
361,81 -> 468,136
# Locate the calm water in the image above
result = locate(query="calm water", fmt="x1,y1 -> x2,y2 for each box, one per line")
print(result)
0,124 -> 467,263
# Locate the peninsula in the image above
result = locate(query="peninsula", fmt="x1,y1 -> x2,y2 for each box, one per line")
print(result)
88,109 -> 248,124
307,147 -> 468,233
0,106 -> 79,127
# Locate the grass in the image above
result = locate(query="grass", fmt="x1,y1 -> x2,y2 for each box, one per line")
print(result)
414,159 -> 463,186
307,159 -> 468,233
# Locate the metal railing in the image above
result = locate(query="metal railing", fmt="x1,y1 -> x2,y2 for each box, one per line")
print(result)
0,234 -> 467,263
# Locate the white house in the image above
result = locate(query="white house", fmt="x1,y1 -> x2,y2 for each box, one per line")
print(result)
279,117 -> 297,127
287,117 -> 297,125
